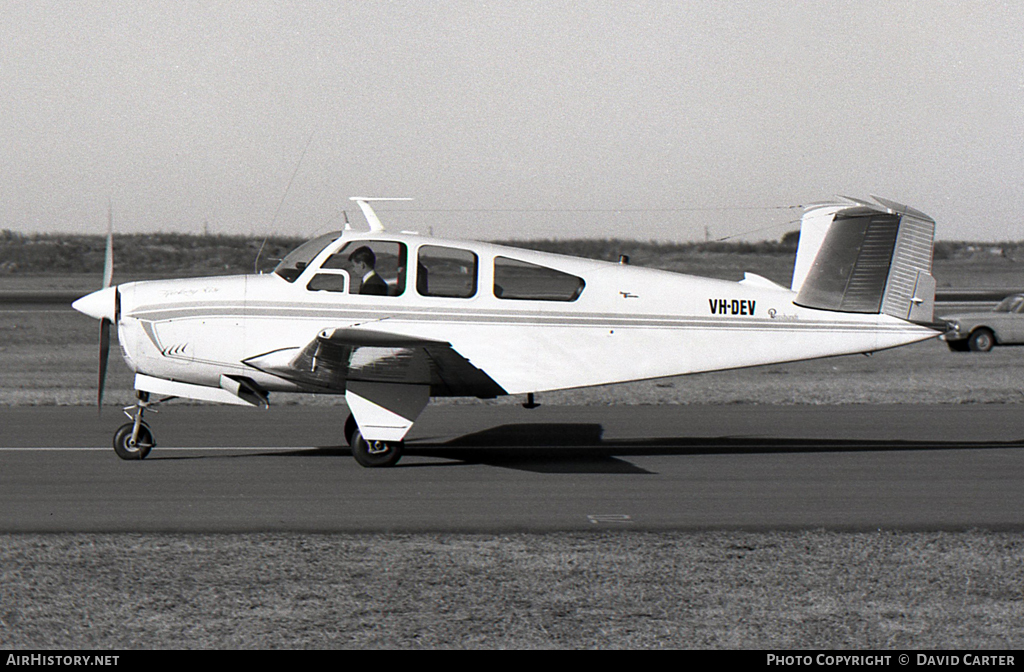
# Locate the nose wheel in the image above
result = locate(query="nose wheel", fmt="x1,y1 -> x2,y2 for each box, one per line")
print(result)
112,391 -> 159,460
113,422 -> 154,460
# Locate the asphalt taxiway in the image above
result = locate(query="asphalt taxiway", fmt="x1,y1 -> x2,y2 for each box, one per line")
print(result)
2,404 -> 1023,532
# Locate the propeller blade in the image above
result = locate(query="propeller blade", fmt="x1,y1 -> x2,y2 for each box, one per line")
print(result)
102,203 -> 114,288
98,318 -> 111,413
96,202 -> 116,413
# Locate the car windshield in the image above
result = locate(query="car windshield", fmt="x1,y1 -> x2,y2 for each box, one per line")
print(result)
993,295 -> 1024,313
273,231 -> 342,282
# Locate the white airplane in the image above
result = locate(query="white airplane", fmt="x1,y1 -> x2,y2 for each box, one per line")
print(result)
73,195 -> 942,467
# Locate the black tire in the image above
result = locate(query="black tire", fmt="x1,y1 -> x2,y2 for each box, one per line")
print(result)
968,328 -> 995,353
350,430 -> 403,468
344,413 -> 358,446
113,422 -> 154,460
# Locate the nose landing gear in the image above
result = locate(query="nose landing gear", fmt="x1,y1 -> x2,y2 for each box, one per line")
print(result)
112,391 -> 159,460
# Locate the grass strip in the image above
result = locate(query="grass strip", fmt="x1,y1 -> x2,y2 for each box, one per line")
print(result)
2,531 -> 1022,649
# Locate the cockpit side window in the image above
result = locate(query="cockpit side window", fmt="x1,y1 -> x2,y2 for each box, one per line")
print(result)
306,273 -> 348,293
274,231 -> 342,282
417,245 -> 478,298
320,241 -> 407,296
493,257 -> 585,301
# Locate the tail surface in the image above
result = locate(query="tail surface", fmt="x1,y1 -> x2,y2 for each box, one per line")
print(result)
790,196 -> 936,324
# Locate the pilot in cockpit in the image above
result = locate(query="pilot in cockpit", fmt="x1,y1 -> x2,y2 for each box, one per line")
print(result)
348,246 -> 389,295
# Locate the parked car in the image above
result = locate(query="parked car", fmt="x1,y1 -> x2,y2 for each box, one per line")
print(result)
943,294 -> 1024,352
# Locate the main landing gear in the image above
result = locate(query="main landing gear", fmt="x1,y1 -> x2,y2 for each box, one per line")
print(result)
112,391 -> 157,460
344,413 -> 403,468
109,392 -> 407,468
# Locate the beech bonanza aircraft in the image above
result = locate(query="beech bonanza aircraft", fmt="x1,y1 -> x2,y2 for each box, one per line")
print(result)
73,195 -> 942,467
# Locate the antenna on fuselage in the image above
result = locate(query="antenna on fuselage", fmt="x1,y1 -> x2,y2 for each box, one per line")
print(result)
254,131 -> 315,273
349,197 -> 412,232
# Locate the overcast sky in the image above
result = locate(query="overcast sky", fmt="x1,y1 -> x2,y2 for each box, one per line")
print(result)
3,1 -> 1022,242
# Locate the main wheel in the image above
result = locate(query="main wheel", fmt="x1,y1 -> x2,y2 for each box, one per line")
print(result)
349,430 -> 403,468
968,328 -> 995,352
344,413 -> 358,446
113,422 -> 154,460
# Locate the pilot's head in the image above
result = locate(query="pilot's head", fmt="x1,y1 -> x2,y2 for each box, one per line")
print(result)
348,246 -> 376,272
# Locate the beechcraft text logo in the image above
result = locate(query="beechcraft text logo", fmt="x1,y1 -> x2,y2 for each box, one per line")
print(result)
709,298 -> 756,316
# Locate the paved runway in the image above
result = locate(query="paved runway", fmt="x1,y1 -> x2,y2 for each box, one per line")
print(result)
3,404 -> 1024,532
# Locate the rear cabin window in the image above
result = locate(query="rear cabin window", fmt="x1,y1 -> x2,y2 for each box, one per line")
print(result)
318,241 -> 407,296
493,257 -> 585,301
416,245 -> 478,298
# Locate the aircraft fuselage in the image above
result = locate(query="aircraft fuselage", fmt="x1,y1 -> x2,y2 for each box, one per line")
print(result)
107,231 -> 936,398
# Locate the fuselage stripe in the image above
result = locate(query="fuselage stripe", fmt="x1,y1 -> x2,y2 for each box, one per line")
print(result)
129,303 -> 930,336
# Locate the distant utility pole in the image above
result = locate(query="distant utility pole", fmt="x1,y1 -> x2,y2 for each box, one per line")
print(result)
705,225 -> 710,242
203,220 -> 209,236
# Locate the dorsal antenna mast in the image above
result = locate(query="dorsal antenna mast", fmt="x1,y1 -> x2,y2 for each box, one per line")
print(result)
349,197 -> 412,232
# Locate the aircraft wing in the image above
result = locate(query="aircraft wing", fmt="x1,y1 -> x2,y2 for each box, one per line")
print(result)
243,327 -> 506,398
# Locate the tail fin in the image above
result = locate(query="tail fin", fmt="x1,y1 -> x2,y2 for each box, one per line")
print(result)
790,196 -> 936,324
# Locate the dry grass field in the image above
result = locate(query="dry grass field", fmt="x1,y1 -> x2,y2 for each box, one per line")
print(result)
2,532 -> 1022,649
2,242 -> 1024,649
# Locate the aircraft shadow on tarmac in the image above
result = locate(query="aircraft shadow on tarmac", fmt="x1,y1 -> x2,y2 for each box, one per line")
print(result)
412,423 -> 648,474
152,422 -> 1024,475
400,422 -> 1024,473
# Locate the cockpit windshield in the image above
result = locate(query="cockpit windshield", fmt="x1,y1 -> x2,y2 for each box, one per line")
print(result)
993,295 -> 1024,313
274,231 -> 342,282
